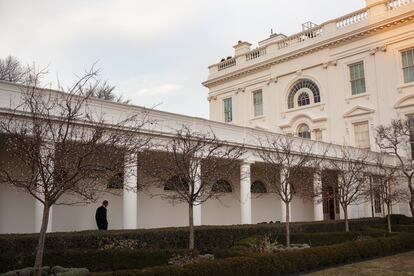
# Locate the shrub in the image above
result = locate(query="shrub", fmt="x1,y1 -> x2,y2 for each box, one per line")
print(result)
0,249 -> 187,273
0,217 -> 389,255
95,234 -> 414,276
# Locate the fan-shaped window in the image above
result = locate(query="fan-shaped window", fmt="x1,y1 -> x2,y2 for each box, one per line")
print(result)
212,179 -> 232,193
251,180 -> 267,193
107,172 -> 124,189
164,175 -> 188,191
298,124 -> 311,139
297,92 -> 310,107
288,79 -> 321,109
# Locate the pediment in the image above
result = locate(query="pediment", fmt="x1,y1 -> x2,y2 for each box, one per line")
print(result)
394,95 -> 414,109
343,106 -> 375,118
279,114 -> 327,129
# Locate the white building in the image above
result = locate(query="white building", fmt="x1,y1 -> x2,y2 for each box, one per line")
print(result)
0,0 -> 413,234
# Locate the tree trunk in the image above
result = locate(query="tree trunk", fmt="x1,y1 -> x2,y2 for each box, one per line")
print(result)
387,204 -> 392,233
188,203 -> 194,250
343,206 -> 349,232
285,201 -> 290,247
408,178 -> 414,217
34,204 -> 50,276
370,188 -> 374,218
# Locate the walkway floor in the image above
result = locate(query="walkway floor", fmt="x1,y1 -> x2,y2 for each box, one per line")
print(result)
306,251 -> 414,276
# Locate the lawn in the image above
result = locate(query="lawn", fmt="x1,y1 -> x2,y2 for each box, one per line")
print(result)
307,251 -> 414,276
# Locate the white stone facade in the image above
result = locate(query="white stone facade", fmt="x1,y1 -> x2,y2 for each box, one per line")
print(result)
204,0 -> 414,152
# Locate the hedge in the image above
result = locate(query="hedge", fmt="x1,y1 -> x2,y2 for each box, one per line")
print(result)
0,231 -> 390,273
0,217 -> 389,254
0,249 -> 187,273
95,234 -> 414,276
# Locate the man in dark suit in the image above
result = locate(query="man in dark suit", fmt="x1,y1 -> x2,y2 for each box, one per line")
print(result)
95,200 -> 109,230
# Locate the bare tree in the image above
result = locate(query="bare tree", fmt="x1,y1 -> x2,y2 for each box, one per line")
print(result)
368,152 -> 406,233
376,119 -> 414,217
85,80 -> 130,104
0,67 -> 152,275
140,126 -> 244,250
256,135 -> 320,246
328,145 -> 369,232
0,55 -> 30,83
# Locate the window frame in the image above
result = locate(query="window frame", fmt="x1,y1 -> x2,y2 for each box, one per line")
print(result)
353,121 -> 370,149
297,124 -> 311,139
401,48 -> 414,84
252,89 -> 263,117
223,97 -> 233,123
297,91 -> 311,107
349,61 -> 366,95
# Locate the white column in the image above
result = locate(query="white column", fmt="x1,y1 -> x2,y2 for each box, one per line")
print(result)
123,153 -> 138,229
240,162 -> 252,224
193,159 -> 202,226
35,142 -> 54,233
280,169 -> 291,222
313,170 -> 324,221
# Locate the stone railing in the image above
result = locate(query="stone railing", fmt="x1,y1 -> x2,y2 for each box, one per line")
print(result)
246,47 -> 267,61
218,58 -> 236,71
208,0 -> 414,76
387,0 -> 414,10
336,9 -> 369,29
277,25 -> 323,50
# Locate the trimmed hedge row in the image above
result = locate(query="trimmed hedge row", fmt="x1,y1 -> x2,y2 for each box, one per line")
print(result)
0,217 -> 388,254
95,234 -> 414,276
0,249 -> 186,273
0,231 -> 391,273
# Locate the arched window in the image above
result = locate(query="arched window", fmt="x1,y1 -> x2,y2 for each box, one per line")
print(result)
288,79 -> 321,109
212,179 -> 232,193
298,124 -> 311,139
297,92 -> 310,107
107,172 -> 124,189
164,175 -> 187,191
251,180 -> 267,193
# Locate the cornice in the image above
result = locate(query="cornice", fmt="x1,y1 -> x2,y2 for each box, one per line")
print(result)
203,11 -> 414,88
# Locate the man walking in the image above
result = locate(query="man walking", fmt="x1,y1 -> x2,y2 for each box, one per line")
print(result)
95,200 -> 109,230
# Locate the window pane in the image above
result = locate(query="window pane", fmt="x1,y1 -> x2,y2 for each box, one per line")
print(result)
253,90 -> 263,117
349,62 -> 366,95
224,98 -> 232,123
354,122 -> 370,149
402,49 -> 414,83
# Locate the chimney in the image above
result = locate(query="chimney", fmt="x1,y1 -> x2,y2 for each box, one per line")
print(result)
233,41 -> 252,56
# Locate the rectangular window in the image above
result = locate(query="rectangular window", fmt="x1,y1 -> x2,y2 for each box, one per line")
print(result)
402,49 -> 414,83
374,188 -> 382,214
314,129 -> 322,141
253,90 -> 263,117
349,61 -> 366,95
223,98 -> 232,123
354,121 -> 370,149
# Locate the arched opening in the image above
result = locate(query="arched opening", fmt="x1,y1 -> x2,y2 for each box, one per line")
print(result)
288,79 -> 321,109
297,124 -> 311,139
212,179 -> 232,193
164,175 -> 188,191
251,180 -> 267,193
297,92 -> 310,107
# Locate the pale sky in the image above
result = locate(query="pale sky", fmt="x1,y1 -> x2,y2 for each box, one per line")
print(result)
0,0 -> 365,118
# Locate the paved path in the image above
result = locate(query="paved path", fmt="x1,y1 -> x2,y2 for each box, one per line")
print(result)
306,251 -> 414,276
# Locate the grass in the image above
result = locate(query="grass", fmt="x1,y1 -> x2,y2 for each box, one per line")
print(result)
306,251 -> 414,276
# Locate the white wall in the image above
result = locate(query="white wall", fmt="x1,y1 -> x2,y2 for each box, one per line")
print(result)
291,196 -> 314,222
252,194 -> 281,223
0,183 -> 36,233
